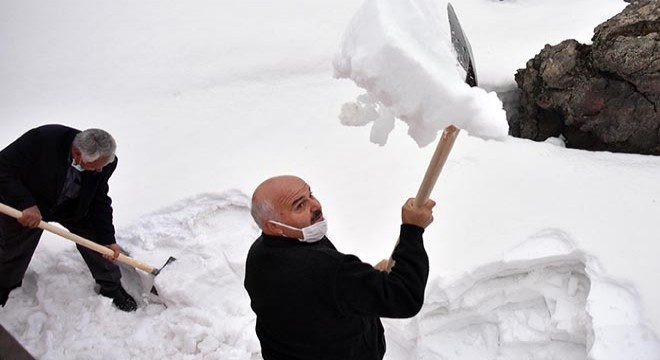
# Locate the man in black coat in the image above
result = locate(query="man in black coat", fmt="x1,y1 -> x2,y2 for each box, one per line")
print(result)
0,124 -> 137,312
244,175 -> 435,359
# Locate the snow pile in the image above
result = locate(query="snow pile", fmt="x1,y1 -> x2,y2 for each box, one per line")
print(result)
3,194 -> 658,359
0,192 -> 263,359
385,229 -> 660,360
333,0 -> 508,146
117,191 -> 262,358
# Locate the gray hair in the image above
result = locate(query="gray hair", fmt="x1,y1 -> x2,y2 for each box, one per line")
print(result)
250,199 -> 279,229
73,128 -> 117,163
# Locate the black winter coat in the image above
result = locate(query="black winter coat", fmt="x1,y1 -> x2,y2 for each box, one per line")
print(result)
0,124 -> 118,245
244,224 -> 429,360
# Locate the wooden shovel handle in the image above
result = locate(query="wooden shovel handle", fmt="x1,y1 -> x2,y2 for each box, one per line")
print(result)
387,125 -> 461,271
0,202 -> 157,274
414,125 -> 460,206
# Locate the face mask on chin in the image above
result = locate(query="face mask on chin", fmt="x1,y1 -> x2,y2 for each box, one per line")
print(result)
269,219 -> 328,243
71,159 -> 85,172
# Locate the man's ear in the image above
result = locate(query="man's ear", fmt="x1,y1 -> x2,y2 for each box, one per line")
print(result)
71,147 -> 82,162
263,221 -> 282,235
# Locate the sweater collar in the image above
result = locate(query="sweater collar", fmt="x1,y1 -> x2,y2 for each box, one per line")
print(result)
261,233 -> 329,248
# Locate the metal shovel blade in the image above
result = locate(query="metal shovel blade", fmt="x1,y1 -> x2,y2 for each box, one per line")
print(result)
117,256 -> 176,306
150,256 -> 177,295
447,3 -> 478,87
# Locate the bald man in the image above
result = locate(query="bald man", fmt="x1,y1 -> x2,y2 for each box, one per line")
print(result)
244,175 -> 435,360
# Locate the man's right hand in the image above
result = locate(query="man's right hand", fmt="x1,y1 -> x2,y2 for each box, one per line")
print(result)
401,198 -> 435,229
18,205 -> 42,228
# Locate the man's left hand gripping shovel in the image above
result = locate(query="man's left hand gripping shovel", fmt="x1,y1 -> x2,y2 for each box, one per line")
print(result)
0,202 -> 175,297
386,2 -> 478,271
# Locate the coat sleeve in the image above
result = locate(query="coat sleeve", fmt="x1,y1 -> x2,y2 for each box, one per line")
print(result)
88,158 -> 117,245
334,224 -> 429,319
0,129 -> 41,210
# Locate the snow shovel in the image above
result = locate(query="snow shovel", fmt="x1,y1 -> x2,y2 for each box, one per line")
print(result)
386,3 -> 478,271
412,2 -> 478,202
0,202 -> 175,296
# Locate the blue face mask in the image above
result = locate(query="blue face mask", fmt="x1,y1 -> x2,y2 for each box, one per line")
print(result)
71,159 -> 85,172
269,219 -> 328,243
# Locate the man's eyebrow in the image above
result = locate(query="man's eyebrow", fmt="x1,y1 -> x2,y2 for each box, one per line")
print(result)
290,187 -> 311,208
291,196 -> 305,208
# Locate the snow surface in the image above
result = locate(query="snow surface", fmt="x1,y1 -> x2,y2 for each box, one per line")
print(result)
2,0 -> 659,359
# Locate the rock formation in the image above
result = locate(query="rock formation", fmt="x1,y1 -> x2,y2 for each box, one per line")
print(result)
513,0 -> 660,154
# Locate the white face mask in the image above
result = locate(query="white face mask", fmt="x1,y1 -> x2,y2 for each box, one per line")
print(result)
269,219 -> 328,243
71,159 -> 85,172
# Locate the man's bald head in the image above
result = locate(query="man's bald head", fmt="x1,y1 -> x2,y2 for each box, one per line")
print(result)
251,175 -> 306,229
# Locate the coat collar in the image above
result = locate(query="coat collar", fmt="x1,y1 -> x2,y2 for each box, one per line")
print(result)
261,233 -> 332,248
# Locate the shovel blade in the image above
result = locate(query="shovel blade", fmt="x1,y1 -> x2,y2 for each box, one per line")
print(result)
117,256 -> 177,305
447,3 -> 478,87
150,256 -> 177,296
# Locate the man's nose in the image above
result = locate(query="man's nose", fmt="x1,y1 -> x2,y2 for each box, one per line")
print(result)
310,198 -> 321,211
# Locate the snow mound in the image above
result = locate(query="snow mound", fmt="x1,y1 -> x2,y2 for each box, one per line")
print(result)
0,191 -> 262,359
2,197 -> 658,359
333,0 -> 508,147
116,191 -> 262,357
385,229 -> 660,360
119,191 -> 257,307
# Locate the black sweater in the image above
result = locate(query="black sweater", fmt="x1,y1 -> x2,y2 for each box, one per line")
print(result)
244,224 -> 429,360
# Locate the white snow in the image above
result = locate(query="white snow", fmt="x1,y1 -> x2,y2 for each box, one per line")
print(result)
2,0 -> 659,359
334,0 -> 508,146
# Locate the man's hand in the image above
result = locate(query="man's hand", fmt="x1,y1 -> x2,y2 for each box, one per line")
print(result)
401,198 -> 436,229
18,205 -> 42,228
103,244 -> 121,262
374,259 -> 391,273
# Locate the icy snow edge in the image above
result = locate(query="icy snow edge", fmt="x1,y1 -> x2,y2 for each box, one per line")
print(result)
383,228 -> 660,359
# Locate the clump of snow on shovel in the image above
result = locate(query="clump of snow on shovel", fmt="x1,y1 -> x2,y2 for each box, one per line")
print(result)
334,0 -> 508,147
